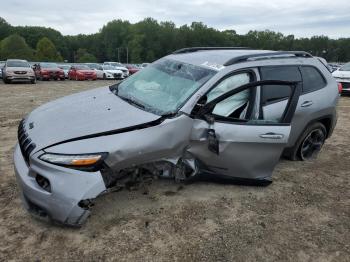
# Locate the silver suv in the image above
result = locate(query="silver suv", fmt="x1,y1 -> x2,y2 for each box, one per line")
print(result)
14,48 -> 339,226
2,59 -> 36,84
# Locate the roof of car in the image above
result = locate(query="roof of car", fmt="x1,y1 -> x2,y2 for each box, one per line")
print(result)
168,47 -> 313,69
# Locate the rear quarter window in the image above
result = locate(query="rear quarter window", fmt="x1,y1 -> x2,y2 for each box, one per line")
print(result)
300,66 -> 326,93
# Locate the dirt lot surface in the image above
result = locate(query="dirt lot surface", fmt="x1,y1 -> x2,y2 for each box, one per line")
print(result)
0,80 -> 349,261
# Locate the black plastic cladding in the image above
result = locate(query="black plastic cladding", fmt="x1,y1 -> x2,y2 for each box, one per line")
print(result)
18,119 -> 36,164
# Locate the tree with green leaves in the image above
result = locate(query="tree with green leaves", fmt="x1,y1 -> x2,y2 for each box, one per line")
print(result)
36,37 -> 63,62
76,48 -> 97,63
0,34 -> 34,60
0,16 -> 350,63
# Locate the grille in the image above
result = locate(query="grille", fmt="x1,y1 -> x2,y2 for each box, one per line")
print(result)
113,73 -> 121,78
14,71 -> 27,75
18,119 -> 36,164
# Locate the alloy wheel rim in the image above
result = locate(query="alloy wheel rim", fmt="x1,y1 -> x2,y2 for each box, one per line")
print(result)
300,128 -> 325,160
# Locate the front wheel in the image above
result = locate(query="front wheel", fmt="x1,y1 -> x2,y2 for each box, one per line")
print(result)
31,78 -> 36,84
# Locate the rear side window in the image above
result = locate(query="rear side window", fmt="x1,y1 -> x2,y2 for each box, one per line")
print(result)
260,66 -> 301,105
300,66 -> 326,93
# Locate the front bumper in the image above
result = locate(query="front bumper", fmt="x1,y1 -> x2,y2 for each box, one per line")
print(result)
13,144 -> 106,226
6,75 -> 35,81
41,74 -> 65,80
105,72 -> 123,79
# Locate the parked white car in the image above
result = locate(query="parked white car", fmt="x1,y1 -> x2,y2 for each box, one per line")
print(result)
103,62 -> 129,78
57,64 -> 71,79
102,65 -> 123,79
86,63 -> 105,79
332,62 -> 350,95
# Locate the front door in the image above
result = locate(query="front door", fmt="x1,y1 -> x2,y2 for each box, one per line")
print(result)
188,78 -> 301,181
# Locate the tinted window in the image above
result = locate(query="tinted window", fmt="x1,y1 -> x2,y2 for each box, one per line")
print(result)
260,66 -> 301,105
300,66 -> 326,93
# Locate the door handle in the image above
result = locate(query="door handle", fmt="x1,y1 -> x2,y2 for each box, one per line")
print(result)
301,101 -> 313,107
259,133 -> 284,139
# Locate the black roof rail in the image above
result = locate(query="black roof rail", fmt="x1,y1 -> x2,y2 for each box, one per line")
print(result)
224,51 -> 313,66
173,47 -> 250,54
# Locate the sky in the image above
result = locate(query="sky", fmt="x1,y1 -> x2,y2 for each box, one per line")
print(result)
1,0 -> 350,38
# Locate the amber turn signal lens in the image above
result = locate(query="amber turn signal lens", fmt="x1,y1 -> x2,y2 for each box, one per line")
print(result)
71,156 -> 101,166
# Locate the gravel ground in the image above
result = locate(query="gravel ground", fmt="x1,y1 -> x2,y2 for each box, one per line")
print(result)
0,80 -> 349,261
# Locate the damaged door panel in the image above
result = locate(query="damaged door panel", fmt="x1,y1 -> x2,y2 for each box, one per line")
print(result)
188,80 -> 301,181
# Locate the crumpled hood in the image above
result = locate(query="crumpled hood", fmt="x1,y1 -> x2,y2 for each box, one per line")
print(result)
24,86 -> 160,152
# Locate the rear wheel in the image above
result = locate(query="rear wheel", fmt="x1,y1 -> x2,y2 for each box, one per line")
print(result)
287,122 -> 326,161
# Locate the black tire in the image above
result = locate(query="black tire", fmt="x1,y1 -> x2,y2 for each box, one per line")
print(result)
31,78 -> 36,84
103,73 -> 106,80
4,79 -> 11,84
287,122 -> 327,161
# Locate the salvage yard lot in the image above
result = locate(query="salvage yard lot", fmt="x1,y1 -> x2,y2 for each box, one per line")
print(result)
0,80 -> 349,261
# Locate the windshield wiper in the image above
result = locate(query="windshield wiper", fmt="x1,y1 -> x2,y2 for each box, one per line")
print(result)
119,96 -> 145,109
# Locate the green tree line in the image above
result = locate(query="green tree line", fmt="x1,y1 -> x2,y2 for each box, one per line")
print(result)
0,17 -> 349,63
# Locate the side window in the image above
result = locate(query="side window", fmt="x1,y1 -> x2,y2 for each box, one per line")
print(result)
259,66 -> 301,122
259,84 -> 293,123
207,72 -> 252,119
300,66 -> 326,93
260,66 -> 301,105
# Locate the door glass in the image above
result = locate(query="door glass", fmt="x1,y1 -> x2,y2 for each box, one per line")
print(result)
259,84 -> 293,123
259,66 -> 300,123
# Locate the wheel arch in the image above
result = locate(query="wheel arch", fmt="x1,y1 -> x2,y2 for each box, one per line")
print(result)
283,114 -> 334,160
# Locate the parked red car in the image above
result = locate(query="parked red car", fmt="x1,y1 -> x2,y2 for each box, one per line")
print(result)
68,64 -> 97,81
34,62 -> 65,81
125,64 -> 140,75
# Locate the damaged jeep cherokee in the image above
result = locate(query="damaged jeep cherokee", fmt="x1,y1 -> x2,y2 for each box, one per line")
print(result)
14,47 -> 338,226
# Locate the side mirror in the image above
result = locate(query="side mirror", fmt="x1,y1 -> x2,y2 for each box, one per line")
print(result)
203,114 -> 219,154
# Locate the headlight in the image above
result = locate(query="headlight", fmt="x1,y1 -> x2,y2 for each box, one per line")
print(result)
39,152 -> 108,171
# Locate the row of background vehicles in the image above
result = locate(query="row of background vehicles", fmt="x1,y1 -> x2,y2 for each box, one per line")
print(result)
0,59 -> 150,84
0,57 -> 349,95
